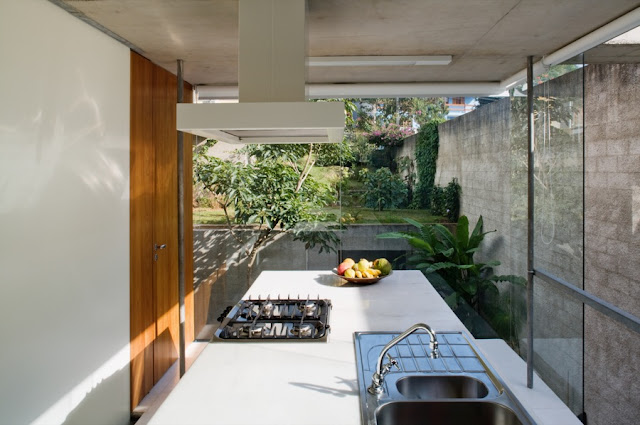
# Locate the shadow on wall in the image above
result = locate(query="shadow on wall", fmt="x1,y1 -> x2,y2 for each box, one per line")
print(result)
192,224 -> 416,339
192,227 -> 338,338
62,367 -> 130,425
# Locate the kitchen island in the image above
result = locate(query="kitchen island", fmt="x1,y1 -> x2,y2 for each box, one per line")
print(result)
146,270 -> 578,425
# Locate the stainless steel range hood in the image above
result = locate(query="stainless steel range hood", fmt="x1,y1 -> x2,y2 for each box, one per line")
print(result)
177,0 -> 345,144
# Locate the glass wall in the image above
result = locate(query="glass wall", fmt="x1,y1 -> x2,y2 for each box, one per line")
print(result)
190,28 -> 640,424
505,32 -> 640,423
191,98 -> 445,340
531,57 -> 585,416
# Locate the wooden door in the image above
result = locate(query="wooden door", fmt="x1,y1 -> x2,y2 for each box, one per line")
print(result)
130,51 -> 194,410
152,65 -> 179,379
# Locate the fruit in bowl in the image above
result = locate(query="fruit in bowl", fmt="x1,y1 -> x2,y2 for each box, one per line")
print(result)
336,258 -> 355,275
334,257 -> 392,282
373,258 -> 392,276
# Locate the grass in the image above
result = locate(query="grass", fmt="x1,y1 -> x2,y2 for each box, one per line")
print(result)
193,165 -> 446,226
324,207 -> 445,224
193,207 -> 228,225
309,165 -> 342,188
194,206 -> 445,226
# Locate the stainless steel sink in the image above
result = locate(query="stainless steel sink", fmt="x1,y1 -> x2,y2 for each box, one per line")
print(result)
354,331 -> 535,425
375,401 -> 524,425
396,375 -> 489,399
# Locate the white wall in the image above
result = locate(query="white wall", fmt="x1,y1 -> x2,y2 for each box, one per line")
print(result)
0,1 -> 130,424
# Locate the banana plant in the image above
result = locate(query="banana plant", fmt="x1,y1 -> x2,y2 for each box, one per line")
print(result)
378,215 -> 526,311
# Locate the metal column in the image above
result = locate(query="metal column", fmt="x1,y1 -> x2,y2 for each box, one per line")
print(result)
177,59 -> 186,378
526,56 -> 535,389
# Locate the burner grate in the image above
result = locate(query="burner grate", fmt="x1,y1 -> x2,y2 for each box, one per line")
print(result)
213,295 -> 332,342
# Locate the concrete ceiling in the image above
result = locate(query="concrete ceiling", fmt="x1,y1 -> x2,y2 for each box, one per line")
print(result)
57,0 -> 640,88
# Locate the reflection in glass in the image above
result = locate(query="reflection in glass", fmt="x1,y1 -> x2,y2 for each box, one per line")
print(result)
532,276 -> 583,415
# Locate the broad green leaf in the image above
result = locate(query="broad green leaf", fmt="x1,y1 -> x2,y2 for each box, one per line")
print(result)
432,223 -> 457,249
444,293 -> 459,309
491,275 -> 527,286
408,237 -> 435,254
459,279 -> 478,296
424,262 -> 458,274
376,231 -> 410,240
441,247 -> 455,258
403,217 -> 424,230
456,215 -> 470,250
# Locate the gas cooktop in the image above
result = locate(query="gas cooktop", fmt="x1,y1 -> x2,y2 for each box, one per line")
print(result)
212,296 -> 332,342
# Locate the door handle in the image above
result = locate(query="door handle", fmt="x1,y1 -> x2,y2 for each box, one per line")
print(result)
154,244 -> 166,261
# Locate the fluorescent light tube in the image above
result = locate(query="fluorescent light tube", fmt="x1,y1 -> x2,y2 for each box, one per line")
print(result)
307,55 -> 452,67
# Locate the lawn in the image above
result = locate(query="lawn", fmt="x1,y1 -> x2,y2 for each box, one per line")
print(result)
194,206 -> 445,226
193,207 -> 228,225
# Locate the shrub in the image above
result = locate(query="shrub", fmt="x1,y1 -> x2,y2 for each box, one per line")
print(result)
365,123 -> 413,147
414,120 -> 444,208
377,215 -> 526,347
361,167 -> 408,211
430,178 -> 461,222
443,178 -> 461,222
196,196 -> 214,208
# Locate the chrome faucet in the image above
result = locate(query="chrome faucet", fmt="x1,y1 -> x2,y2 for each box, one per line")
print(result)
367,323 -> 440,395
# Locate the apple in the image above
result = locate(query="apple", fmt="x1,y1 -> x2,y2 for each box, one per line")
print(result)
337,261 -> 352,275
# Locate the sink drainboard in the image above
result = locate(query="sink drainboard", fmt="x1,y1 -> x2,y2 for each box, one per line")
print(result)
354,331 -> 535,425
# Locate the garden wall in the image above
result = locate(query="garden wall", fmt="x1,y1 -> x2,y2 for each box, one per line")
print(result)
192,224 -> 413,339
435,64 -> 640,424
395,133 -> 418,183
583,63 -> 640,425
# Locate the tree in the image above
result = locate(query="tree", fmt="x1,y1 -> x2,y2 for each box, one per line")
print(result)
352,98 -> 448,131
194,145 -> 339,280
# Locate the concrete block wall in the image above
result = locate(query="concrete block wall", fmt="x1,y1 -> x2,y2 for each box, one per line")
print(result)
437,99 -> 514,276
435,63 -> 640,423
583,63 -> 640,425
192,224 -> 413,337
395,134 -> 418,183
435,69 -> 587,416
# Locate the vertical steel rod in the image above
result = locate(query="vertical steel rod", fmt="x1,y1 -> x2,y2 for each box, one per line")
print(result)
526,56 -> 535,389
177,59 -> 186,378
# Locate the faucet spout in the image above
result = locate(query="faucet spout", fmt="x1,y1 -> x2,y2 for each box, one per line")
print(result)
368,323 -> 439,395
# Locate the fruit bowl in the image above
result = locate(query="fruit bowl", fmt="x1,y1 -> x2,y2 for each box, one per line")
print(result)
332,268 -> 392,284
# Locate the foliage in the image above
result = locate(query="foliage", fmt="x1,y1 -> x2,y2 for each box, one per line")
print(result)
414,120 -> 444,208
430,186 -> 445,217
397,156 -> 416,206
291,222 -> 341,254
352,98 -> 448,131
242,141 -> 350,166
365,123 -> 414,147
533,64 -> 580,85
369,147 -> 397,171
194,149 -> 338,275
377,215 -> 526,345
351,134 -> 376,165
315,141 -> 355,166
430,178 -> 461,222
360,167 -> 408,211
195,196 -> 214,208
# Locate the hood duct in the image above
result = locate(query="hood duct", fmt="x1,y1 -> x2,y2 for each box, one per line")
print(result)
177,0 -> 345,144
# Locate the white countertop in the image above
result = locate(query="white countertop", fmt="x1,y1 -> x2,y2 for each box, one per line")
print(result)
146,270 -> 579,425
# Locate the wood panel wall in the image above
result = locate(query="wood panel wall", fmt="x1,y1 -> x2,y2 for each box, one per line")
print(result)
130,52 -> 156,409
130,51 -> 194,410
